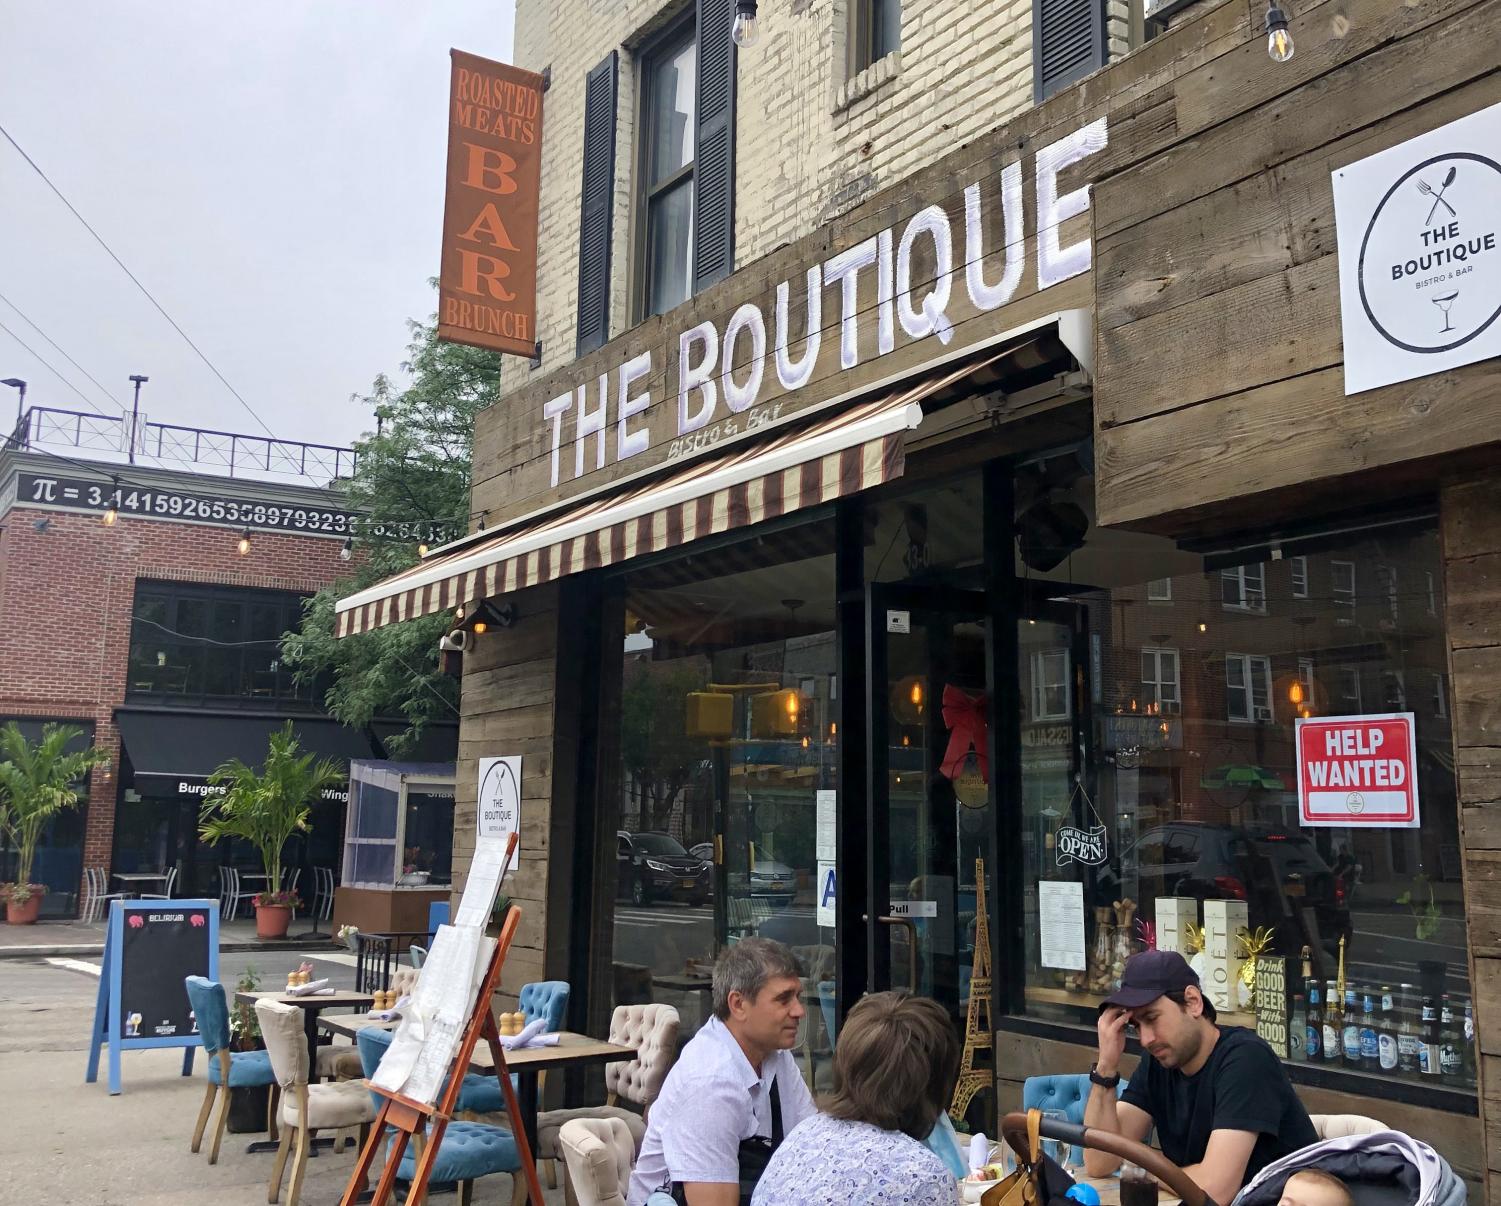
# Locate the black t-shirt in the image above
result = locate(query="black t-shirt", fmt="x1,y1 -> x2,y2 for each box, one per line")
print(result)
1121,1026 -> 1317,1188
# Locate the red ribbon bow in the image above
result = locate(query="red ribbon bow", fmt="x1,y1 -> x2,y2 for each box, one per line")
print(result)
940,686 -> 989,782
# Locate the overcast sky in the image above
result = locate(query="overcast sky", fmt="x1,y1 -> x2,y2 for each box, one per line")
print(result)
1,2 -> 516,459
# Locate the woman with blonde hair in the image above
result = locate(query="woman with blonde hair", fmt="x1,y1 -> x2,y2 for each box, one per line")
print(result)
752,990 -> 961,1205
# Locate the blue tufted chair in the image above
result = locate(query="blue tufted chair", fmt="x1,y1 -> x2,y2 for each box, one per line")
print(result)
1022,1073 -> 1126,1166
454,981 -> 572,1119
356,1025 -> 523,1206
184,975 -> 280,1164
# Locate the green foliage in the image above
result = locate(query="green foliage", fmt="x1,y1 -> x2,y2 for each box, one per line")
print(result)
1396,873 -> 1443,941
620,661 -> 710,831
0,722 -> 106,897
230,965 -> 262,1049
280,305 -> 504,749
198,723 -> 343,904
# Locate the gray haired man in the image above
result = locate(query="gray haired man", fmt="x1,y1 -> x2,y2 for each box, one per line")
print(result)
628,937 -> 816,1206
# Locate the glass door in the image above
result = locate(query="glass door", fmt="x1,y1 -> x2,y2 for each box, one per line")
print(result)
862,584 -> 992,1022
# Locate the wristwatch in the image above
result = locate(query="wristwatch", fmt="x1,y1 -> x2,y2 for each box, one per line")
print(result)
1088,1063 -> 1121,1088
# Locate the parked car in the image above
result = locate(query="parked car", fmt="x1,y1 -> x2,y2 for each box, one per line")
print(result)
1099,822 -> 1350,954
617,831 -> 710,906
690,842 -> 799,906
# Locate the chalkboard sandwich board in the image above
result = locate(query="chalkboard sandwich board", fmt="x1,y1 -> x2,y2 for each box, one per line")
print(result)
86,899 -> 219,1095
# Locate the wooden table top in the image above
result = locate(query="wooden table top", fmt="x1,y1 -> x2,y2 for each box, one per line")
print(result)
237,989 -> 375,1010
317,1014 -> 634,1070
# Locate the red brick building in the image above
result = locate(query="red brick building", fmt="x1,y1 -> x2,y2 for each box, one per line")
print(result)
0,445 -> 454,916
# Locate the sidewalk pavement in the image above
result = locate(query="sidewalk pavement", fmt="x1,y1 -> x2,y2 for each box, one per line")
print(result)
0,915 -> 343,959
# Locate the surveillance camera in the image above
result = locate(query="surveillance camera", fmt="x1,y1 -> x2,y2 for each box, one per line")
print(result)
439,630 -> 469,654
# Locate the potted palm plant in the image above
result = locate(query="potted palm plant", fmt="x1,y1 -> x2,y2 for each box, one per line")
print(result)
0,723 -> 105,925
198,722 -> 342,940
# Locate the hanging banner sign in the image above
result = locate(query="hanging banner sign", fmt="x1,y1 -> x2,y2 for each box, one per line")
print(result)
1055,823 -> 1109,867
439,50 -> 546,357
1332,101 -> 1501,395
1295,713 -> 1420,828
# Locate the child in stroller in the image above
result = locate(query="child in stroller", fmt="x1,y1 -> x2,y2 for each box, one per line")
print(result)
1233,1129 -> 1466,1206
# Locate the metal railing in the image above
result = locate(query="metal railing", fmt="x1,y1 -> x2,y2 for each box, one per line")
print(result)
7,406 -> 358,482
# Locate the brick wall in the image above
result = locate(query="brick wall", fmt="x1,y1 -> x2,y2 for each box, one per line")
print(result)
0,506 -> 354,883
511,0 -> 1132,387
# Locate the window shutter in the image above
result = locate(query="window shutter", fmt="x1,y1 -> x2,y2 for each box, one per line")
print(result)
692,0 -> 737,294
576,51 -> 619,357
1033,0 -> 1105,102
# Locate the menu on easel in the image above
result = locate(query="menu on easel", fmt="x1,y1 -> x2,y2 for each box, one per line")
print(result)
453,835 -> 511,928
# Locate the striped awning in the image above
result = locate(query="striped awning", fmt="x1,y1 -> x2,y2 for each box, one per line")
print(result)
335,356 -> 986,638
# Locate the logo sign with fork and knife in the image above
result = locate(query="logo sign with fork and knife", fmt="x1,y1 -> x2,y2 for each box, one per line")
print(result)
1333,101 -> 1501,395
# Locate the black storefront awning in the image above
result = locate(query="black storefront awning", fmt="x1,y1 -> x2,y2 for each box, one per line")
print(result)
115,709 -> 374,788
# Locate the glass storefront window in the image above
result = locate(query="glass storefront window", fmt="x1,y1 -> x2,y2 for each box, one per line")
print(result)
601,521 -> 838,1076
1016,485 -> 1471,1091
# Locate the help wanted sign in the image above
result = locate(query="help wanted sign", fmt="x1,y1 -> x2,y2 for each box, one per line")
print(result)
1295,713 -> 1420,828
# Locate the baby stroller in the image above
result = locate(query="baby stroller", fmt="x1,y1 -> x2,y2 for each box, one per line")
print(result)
1001,1112 -> 1464,1206
1233,1129 -> 1466,1206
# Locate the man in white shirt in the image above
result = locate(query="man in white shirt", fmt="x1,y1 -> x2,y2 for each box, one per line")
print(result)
628,938 -> 817,1206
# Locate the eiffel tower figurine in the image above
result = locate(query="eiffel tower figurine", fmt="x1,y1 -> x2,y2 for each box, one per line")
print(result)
950,856 -> 994,1123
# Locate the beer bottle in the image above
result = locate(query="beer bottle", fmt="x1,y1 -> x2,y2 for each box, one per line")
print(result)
1377,986 -> 1399,1072
1359,991 -> 1379,1071
1305,980 -> 1322,1061
1342,987 -> 1362,1068
1464,996 -> 1477,1085
1419,996 -> 1440,1076
1290,992 -> 1307,1061
1323,980 -> 1342,1065
1397,983 -> 1421,1075
1440,994 -> 1463,1084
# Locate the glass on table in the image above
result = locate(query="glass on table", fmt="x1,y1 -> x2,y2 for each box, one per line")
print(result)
1119,1161 -> 1158,1206
1041,1109 -> 1070,1169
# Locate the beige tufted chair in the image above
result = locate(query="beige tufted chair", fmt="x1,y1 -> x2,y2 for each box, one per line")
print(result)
791,944 -> 835,1081
532,1003 -> 680,1195
1311,1113 -> 1386,1140
558,1118 -> 635,1206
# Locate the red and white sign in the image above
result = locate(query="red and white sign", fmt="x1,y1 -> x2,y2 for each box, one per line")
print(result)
1295,713 -> 1420,828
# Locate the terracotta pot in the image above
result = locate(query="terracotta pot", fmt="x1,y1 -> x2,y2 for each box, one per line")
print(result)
255,903 -> 292,939
6,889 -> 43,925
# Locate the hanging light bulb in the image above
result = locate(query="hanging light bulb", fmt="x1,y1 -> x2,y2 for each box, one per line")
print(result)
910,681 -> 923,709
732,0 -> 760,47
340,536 -> 353,561
417,542 -> 429,558
1289,679 -> 1305,705
237,529 -> 252,556
1265,5 -> 1294,62
102,476 -> 120,526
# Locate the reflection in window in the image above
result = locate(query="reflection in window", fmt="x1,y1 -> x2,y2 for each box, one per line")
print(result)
850,0 -> 901,72
639,26 -> 696,318
1226,653 -> 1273,723
1221,564 -> 1266,612
1331,559 -> 1356,619
1140,647 -> 1180,713
1290,556 -> 1309,598
1031,649 -> 1071,720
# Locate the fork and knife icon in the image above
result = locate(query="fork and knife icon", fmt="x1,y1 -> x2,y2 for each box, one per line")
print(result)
1416,165 -> 1458,224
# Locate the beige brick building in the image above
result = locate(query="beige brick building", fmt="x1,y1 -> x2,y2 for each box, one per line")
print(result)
511,0 -> 1138,401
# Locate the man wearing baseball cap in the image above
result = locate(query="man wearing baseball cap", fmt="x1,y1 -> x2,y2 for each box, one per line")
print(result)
1081,950 -> 1316,1205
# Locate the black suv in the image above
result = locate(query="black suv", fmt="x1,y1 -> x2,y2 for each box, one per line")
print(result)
617,831 -> 711,906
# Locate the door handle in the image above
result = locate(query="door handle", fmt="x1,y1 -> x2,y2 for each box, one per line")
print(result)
878,916 -> 919,992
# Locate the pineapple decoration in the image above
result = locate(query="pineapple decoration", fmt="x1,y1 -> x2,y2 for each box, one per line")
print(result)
1185,922 -> 1209,988
1236,926 -> 1276,1011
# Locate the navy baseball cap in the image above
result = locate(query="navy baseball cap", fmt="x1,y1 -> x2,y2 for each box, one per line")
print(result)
1099,950 -> 1217,1020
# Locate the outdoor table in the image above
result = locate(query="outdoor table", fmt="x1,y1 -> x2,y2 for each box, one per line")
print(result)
111,871 -> 169,893
319,1014 -> 635,1158
236,989 -> 374,1155
961,1172 -> 1179,1206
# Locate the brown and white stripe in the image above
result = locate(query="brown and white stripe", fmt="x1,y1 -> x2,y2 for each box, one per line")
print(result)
335,384 -> 929,639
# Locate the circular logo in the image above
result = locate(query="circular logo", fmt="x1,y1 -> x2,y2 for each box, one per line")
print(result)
1345,791 -> 1366,815
1356,152 -> 1501,354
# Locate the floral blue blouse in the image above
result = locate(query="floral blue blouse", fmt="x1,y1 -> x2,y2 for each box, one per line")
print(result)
751,1114 -> 961,1206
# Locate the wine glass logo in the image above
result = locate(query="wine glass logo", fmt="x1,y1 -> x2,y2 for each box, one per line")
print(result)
1433,292 -> 1459,333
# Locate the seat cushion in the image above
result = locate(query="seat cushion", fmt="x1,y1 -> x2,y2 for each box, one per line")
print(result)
208,1048 -> 277,1088
393,1120 -> 519,1181
317,1045 -> 364,1081
538,1106 -> 646,1160
457,1072 -> 508,1115
281,1079 -> 377,1131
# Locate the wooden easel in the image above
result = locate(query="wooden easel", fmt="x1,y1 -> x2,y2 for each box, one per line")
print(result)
339,840 -> 546,1206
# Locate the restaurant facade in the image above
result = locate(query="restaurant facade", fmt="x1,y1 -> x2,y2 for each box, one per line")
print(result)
338,0 -> 1501,1194
0,444 -> 456,915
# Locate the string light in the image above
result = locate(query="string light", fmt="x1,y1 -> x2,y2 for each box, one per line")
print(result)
237,529 -> 252,556
417,542 -> 429,557
339,536 -> 353,561
101,475 -> 120,526
731,0 -> 760,47
1265,4 -> 1294,61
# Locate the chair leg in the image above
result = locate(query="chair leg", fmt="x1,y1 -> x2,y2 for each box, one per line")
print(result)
191,1080 -> 216,1153
267,1083 -> 281,1143
286,1125 -> 312,1206
509,1174 -> 527,1206
459,1181 -> 474,1206
269,1124 -> 293,1203
544,1157 -> 558,1189
564,1167 -> 579,1206
208,1084 -> 232,1165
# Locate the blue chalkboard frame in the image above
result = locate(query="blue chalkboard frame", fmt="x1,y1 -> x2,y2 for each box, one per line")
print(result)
85,898 -> 220,1095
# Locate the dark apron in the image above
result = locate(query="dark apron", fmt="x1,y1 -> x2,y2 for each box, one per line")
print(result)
669,1078 -> 784,1206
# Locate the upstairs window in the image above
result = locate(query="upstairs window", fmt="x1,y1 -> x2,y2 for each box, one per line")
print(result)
850,0 -> 901,73
1331,559 -> 1356,621
1290,555 -> 1308,599
1226,653 -> 1272,723
638,25 -> 697,318
1221,563 -> 1266,613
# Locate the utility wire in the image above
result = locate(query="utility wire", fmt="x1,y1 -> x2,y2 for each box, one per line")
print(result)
0,290 -> 129,416
0,121 -> 277,439
0,316 -> 112,419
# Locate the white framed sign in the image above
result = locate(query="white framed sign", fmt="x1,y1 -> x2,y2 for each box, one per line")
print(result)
1295,713 -> 1420,828
1333,101 -> 1501,395
477,756 -> 522,844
